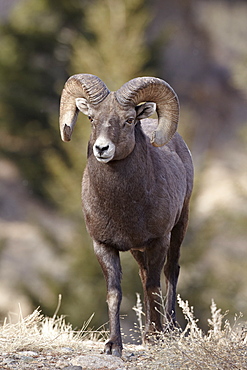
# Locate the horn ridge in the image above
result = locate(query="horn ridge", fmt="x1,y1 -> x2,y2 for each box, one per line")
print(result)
64,74 -> 110,104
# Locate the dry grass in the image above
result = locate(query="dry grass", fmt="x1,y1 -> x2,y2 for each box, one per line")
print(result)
132,294 -> 247,369
0,295 -> 107,354
0,295 -> 246,369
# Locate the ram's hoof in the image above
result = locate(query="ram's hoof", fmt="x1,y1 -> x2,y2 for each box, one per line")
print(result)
104,341 -> 122,357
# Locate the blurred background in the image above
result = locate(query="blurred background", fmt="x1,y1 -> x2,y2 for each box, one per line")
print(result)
0,0 -> 247,336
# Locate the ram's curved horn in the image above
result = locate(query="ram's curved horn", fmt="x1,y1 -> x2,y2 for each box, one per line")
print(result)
115,77 -> 179,147
59,74 -> 110,141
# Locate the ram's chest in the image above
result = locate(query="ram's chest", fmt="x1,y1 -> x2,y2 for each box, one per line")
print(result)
82,186 -> 154,250
83,181 -> 179,251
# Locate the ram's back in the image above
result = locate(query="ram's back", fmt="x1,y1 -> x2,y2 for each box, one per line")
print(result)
141,118 -> 193,198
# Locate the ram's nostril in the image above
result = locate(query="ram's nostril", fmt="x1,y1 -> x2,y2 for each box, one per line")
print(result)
96,145 -> 109,155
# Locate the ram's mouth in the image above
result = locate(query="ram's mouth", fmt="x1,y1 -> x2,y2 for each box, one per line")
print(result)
95,155 -> 114,163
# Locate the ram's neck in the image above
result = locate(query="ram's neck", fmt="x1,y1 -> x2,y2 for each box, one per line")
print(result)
86,127 -> 154,198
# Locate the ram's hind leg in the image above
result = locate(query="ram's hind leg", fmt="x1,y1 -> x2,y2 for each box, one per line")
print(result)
164,206 -> 189,324
131,237 -> 168,339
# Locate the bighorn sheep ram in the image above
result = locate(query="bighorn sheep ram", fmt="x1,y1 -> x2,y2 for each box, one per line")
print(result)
59,74 -> 193,357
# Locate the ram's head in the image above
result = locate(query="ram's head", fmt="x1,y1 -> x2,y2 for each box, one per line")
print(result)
59,74 -> 179,163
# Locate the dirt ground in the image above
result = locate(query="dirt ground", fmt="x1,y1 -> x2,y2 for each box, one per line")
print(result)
0,341 -> 150,370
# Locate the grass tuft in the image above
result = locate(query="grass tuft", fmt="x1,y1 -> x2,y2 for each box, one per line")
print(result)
132,294 -> 247,369
0,298 -> 108,354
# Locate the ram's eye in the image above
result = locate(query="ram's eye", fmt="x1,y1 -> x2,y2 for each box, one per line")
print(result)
88,116 -> 94,123
126,118 -> 134,125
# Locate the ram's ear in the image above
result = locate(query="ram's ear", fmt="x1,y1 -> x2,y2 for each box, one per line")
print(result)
76,98 -> 90,115
135,102 -> 156,120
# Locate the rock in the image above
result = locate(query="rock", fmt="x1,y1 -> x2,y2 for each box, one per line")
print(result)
72,354 -> 127,370
18,350 -> 39,357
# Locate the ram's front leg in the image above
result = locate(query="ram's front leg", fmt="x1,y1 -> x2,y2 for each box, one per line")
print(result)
93,241 -> 123,357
